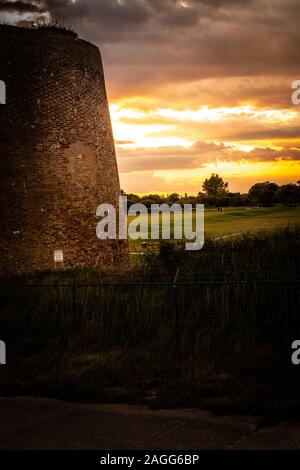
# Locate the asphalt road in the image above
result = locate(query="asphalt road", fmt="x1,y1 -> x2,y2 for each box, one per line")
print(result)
0,397 -> 299,450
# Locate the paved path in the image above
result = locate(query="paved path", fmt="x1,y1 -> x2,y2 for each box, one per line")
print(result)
0,397 -> 299,450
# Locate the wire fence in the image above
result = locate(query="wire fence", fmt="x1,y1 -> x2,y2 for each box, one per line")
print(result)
1,279 -> 300,288
1,278 -> 300,361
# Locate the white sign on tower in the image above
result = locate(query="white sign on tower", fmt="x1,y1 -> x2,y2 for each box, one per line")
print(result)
54,249 -> 64,266
0,80 -> 6,104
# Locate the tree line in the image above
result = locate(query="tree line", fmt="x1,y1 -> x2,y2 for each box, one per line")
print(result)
122,174 -> 300,208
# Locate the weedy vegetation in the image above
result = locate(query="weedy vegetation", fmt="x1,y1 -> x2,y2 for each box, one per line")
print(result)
0,227 -> 300,422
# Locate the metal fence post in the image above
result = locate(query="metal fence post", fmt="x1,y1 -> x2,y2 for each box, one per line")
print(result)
72,281 -> 77,319
173,268 -> 180,360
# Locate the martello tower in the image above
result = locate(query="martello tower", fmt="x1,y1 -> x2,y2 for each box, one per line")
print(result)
0,25 -> 129,274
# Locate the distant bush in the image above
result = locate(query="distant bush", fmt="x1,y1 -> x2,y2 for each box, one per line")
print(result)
276,183 -> 300,205
37,21 -> 77,38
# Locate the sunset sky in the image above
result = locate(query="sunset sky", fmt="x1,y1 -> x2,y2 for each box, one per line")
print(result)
1,0 -> 300,194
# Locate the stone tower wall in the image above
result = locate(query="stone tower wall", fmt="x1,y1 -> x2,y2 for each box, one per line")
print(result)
0,25 -> 129,274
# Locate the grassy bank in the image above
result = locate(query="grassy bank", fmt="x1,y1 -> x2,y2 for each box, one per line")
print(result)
129,205 -> 300,251
0,227 -> 300,421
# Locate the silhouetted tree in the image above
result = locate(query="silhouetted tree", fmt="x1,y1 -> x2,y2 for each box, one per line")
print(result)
276,184 -> 300,205
202,173 -> 229,196
248,182 -> 278,206
167,193 -> 180,203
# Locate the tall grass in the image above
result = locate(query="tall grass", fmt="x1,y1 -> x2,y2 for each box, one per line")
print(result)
0,227 -> 300,416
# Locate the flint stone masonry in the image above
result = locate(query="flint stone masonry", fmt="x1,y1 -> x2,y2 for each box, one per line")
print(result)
0,25 -> 130,274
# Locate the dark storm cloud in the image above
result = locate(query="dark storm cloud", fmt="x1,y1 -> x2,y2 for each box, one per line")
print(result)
0,0 -> 40,12
44,0 -> 150,27
4,0 -> 300,102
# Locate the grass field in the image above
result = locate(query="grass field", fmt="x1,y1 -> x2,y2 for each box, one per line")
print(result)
204,205 -> 300,236
129,205 -> 300,251
1,227 -> 300,419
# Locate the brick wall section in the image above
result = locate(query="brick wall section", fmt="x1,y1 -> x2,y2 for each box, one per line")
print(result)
0,25 -> 130,275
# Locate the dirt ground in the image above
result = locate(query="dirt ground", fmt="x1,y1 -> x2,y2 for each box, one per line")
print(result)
0,397 -> 299,450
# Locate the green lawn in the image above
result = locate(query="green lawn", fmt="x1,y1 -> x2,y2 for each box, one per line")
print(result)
129,205 -> 300,251
204,205 -> 300,237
